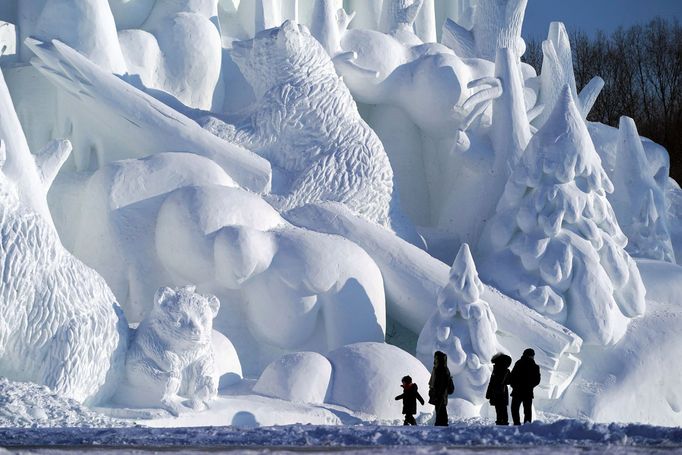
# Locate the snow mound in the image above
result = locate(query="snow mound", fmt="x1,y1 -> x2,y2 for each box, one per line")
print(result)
253,352 -> 332,404
0,378 -> 127,428
326,342 -> 431,421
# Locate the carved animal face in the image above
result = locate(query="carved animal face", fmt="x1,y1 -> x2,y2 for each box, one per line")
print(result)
152,285 -> 219,346
230,20 -> 330,98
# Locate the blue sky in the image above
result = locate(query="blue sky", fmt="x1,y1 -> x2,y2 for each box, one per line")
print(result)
522,0 -> 682,40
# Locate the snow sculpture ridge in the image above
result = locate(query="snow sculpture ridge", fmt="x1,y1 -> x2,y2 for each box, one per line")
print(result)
479,86 -> 646,346
122,285 -> 220,416
535,22 -> 604,128
203,20 -> 396,228
0,67 -> 128,405
417,243 -> 499,405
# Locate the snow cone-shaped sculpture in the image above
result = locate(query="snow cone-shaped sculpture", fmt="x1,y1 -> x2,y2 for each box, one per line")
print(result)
611,116 -> 675,263
478,87 -> 646,346
0,68 -> 128,405
417,243 -> 499,405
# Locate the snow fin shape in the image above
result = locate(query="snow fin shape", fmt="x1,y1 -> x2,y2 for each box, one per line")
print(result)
34,139 -> 72,190
441,18 -> 475,59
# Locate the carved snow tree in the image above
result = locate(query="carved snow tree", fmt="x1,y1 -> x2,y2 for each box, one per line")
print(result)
417,243 -> 499,405
478,87 -> 646,346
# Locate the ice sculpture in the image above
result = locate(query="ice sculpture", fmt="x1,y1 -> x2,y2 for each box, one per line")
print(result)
119,286 -> 220,416
201,20 -> 396,228
478,87 -> 646,346
417,243 -> 499,406
0,67 -> 127,405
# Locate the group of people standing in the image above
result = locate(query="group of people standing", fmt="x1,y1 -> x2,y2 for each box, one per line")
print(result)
395,349 -> 541,427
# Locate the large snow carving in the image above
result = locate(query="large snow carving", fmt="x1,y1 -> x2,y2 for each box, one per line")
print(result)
119,286 -> 220,416
201,20 -> 396,228
478,88 -> 646,346
0,68 -> 127,405
156,186 -> 387,354
417,243 -> 499,406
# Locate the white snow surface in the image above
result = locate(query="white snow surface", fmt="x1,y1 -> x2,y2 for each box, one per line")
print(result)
1,0 -> 682,433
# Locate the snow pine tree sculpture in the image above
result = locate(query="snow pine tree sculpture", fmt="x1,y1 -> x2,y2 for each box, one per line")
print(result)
416,243 -> 499,406
478,87 -> 646,346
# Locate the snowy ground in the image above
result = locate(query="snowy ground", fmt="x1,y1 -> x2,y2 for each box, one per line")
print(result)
1,420 -> 682,454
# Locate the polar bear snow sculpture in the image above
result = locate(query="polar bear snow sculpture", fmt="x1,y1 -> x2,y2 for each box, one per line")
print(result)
0,68 -> 128,405
201,20 -> 396,229
121,286 -> 220,416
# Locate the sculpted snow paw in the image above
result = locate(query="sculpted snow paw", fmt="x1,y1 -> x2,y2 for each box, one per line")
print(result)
121,286 -> 221,413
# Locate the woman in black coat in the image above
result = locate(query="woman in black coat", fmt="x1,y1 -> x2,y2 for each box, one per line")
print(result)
486,353 -> 512,425
428,351 -> 454,426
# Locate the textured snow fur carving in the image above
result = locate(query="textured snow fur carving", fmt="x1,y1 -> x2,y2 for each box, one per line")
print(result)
0,68 -> 127,405
478,87 -> 646,346
201,20 -> 395,227
417,243 -> 500,406
120,286 -> 220,416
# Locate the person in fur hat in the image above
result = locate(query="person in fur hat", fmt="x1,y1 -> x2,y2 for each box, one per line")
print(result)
395,375 -> 425,425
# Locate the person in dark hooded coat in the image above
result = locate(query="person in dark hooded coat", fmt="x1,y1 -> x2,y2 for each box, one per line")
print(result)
394,375 -> 425,425
428,351 -> 454,426
509,348 -> 541,425
485,353 -> 512,425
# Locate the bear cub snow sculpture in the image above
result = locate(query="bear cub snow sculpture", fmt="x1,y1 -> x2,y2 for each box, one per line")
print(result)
123,285 -> 220,416
201,20 -> 396,228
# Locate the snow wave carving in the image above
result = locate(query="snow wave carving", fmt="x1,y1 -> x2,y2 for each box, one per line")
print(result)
478,87 -> 646,346
201,20 -> 395,228
120,285 -> 220,416
0,68 -> 127,405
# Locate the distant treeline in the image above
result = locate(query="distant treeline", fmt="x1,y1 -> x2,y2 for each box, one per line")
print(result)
523,18 -> 682,184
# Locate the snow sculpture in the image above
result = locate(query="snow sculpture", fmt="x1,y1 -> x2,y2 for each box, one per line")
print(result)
441,0 -> 528,61
478,87 -> 646,346
26,38 -> 271,192
253,352 -> 332,404
158,202 -> 387,352
55,152 -> 239,322
0,68 -> 127,405
118,0 -> 223,110
416,243 -> 499,406
201,21 -> 396,228
287,202 -> 582,400
533,22 -> 604,128
121,286 -> 220,416
379,0 -> 424,45
17,0 -> 126,72
611,117 -> 675,262
325,342 -> 431,421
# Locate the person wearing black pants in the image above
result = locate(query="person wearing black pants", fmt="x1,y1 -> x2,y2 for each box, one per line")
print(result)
428,351 -> 454,426
486,353 -> 512,425
509,348 -> 541,425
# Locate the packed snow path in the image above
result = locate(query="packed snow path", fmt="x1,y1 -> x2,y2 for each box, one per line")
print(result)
1,420 -> 681,453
